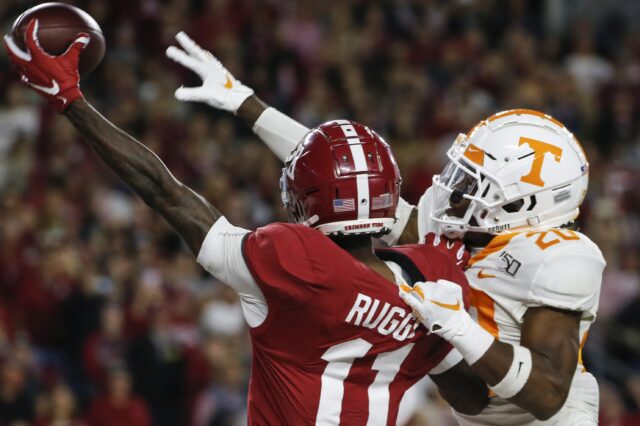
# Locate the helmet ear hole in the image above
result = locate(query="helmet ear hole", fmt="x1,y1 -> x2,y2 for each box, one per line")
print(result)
502,198 -> 525,213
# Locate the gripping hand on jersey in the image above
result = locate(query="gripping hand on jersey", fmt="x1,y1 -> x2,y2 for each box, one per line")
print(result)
4,19 -> 89,113
166,32 -> 254,113
399,280 -> 474,341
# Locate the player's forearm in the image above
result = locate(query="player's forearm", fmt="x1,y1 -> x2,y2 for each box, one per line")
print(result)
472,341 -> 572,419
408,295 -> 574,420
64,99 -> 220,253
431,361 -> 489,415
65,99 -> 181,206
238,95 -> 310,162
236,94 -> 268,128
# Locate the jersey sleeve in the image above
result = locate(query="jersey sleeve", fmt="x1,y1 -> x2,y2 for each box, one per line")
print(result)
243,223 -> 333,310
196,217 -> 267,327
527,244 -> 605,319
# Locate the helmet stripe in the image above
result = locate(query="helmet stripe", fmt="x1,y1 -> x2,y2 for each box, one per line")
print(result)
340,124 -> 370,220
347,137 -> 370,220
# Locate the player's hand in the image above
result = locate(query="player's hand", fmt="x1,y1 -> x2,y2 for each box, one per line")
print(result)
3,19 -> 89,113
424,233 -> 470,268
166,32 -> 254,114
399,279 -> 473,341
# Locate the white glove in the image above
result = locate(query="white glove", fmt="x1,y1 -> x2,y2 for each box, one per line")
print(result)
166,32 -> 254,113
399,279 -> 472,341
400,280 -> 495,365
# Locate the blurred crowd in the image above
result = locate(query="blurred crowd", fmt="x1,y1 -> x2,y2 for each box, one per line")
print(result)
0,0 -> 639,425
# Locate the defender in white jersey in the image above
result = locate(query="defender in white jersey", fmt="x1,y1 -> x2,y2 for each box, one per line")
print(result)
447,228 -> 603,425
165,38 -> 605,425
401,109 -> 605,425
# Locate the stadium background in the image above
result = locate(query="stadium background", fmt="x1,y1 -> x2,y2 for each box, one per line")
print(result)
0,0 -> 639,425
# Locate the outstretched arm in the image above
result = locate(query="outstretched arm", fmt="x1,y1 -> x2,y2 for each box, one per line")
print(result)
166,32 -> 418,244
4,21 -> 219,255
238,95 -> 309,161
65,100 -> 220,254
166,32 -> 309,161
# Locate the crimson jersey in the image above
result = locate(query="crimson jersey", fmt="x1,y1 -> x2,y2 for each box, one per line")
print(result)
240,223 -> 469,425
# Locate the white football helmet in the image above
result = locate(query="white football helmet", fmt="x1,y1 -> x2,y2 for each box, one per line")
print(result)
430,109 -> 589,239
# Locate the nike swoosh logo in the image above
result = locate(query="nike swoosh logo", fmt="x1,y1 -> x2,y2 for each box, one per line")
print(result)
517,361 -> 524,375
224,75 -> 233,89
29,79 -> 60,95
477,269 -> 496,279
399,283 -> 412,293
428,298 -> 461,311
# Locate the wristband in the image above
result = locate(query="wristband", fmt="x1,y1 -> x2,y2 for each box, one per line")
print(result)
449,317 -> 495,365
489,344 -> 533,399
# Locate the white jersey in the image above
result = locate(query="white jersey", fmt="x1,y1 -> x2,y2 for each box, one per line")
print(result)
455,228 -> 605,426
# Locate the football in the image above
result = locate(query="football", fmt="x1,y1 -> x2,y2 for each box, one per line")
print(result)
12,2 -> 105,76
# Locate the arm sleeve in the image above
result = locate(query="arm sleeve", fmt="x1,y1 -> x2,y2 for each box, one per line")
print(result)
527,248 -> 605,319
379,197 -> 415,246
197,216 -> 268,327
252,107 -> 310,162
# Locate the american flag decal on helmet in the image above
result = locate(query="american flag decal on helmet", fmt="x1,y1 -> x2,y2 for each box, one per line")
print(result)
333,198 -> 356,212
372,193 -> 393,210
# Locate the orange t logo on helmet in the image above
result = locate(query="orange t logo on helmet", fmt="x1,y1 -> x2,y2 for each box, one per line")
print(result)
518,137 -> 563,187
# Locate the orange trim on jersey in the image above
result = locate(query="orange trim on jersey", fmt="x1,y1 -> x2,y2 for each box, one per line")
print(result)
468,232 -> 522,267
487,109 -> 564,128
468,288 -> 499,338
578,331 -> 589,372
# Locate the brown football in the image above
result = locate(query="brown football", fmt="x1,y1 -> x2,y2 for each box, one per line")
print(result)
12,2 -> 105,76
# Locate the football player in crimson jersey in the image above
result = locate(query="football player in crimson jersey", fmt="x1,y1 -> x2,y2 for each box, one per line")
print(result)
166,33 -> 605,425
4,22 -> 489,425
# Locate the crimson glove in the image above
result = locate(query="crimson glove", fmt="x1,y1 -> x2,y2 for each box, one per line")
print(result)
3,19 -> 89,113
424,232 -> 470,269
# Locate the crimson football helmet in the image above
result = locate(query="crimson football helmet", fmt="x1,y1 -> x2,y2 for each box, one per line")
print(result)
280,120 -> 401,235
